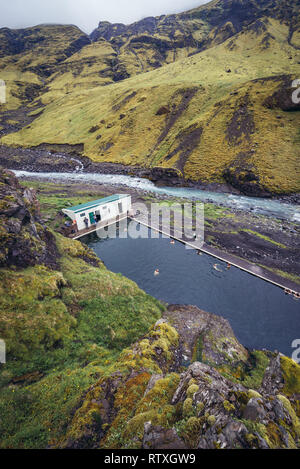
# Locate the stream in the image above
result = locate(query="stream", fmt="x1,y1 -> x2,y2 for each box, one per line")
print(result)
12,169 -> 300,223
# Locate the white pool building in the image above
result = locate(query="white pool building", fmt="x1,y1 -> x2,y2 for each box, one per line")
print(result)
62,194 -> 131,232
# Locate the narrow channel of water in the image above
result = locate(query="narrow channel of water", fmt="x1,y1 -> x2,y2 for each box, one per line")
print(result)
12,170 -> 300,223
83,223 -> 300,357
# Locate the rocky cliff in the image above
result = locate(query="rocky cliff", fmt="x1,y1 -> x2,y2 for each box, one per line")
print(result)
90,0 -> 300,78
0,169 -> 58,268
57,305 -> 300,450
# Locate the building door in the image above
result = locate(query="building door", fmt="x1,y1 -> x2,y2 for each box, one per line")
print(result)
89,212 -> 95,225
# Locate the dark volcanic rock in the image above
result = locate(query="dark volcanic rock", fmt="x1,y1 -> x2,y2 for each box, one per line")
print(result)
147,167 -> 184,186
0,168 -> 58,269
222,164 -> 271,197
156,105 -> 170,116
143,423 -> 187,449
263,78 -> 300,112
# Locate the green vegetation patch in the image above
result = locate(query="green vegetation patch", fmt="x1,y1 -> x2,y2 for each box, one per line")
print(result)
0,231 -> 163,448
280,356 -> 300,397
241,229 -> 287,249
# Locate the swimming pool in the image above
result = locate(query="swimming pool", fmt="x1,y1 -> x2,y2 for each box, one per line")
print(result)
83,223 -> 300,357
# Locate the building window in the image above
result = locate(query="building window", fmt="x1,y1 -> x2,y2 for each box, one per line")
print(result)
118,203 -> 123,213
80,213 -> 86,217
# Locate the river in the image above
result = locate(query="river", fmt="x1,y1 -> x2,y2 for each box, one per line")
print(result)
12,170 -> 300,223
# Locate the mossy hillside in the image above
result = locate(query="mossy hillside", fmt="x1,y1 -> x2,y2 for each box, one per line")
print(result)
0,25 -> 88,66
0,265 -> 73,363
89,0 -> 299,82
43,40 -> 117,104
0,230 -> 164,448
0,69 -> 42,110
3,0 -> 293,113
122,374 -> 179,435
104,373 -> 181,449
0,364 -> 106,449
0,25 -> 90,110
56,321 -> 179,448
1,291 -> 299,449
217,350 -> 270,390
0,230 -> 163,377
56,311 -> 300,450
277,394 -> 300,441
3,19 -> 299,194
281,356 -> 300,398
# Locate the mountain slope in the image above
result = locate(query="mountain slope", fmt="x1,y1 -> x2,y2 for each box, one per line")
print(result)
90,0 -> 300,79
0,25 -> 90,109
0,0 -> 299,195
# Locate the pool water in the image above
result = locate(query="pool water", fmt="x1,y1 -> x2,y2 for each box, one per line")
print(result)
83,224 -> 300,357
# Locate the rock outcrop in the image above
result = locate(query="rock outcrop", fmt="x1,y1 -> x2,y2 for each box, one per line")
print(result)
0,168 -> 58,268
57,305 -> 300,450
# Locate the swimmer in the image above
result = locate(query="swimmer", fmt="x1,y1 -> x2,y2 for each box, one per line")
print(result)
154,269 -> 160,276
227,263 -> 231,270
197,250 -> 203,256
170,240 -> 175,245
213,264 -> 223,272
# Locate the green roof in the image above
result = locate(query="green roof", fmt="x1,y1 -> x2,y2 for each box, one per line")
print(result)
66,194 -> 129,214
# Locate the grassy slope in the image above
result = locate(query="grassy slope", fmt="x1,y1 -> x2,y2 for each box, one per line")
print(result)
0,24 -> 89,110
0,230 -> 163,448
2,18 -> 299,193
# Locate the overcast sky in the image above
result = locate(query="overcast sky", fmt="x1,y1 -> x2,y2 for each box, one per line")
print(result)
1,0 -> 209,34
